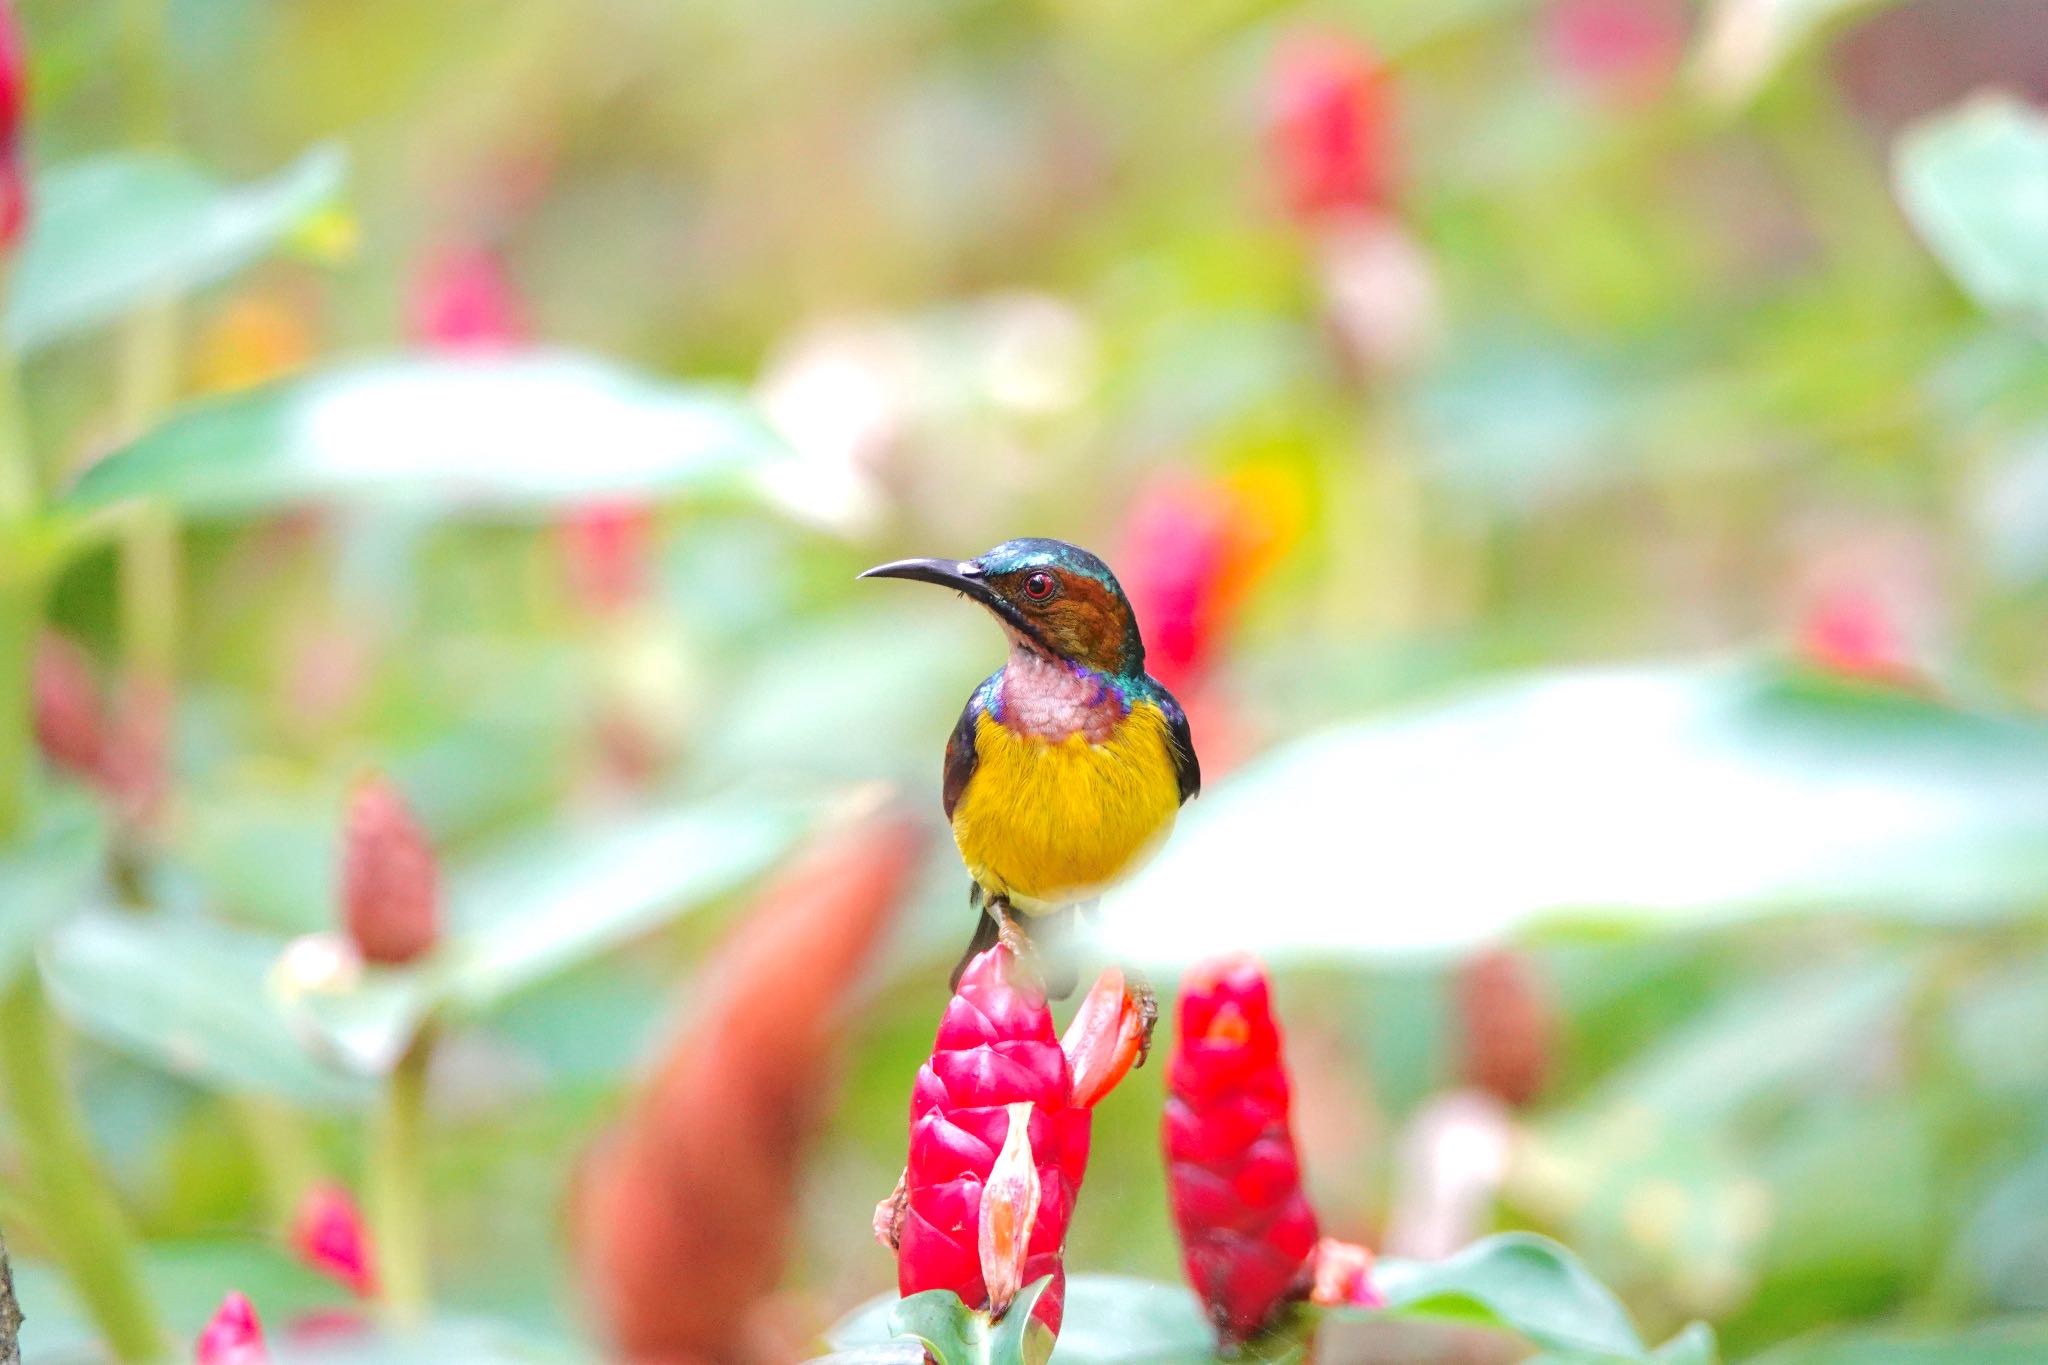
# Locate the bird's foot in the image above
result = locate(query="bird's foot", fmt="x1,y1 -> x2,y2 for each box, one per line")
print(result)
1128,966 -> 1159,1067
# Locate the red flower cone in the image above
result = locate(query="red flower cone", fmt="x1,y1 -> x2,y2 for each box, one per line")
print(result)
195,1291 -> 269,1365
339,776 -> 439,966
0,0 -> 28,251
1266,30 -> 1398,225
1164,955 -> 1320,1343
890,945 -> 1143,1336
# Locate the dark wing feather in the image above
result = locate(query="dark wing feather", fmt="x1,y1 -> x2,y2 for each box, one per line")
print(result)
1157,688 -> 1201,804
941,690 -> 984,820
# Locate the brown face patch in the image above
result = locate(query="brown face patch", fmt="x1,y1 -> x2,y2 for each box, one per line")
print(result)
994,568 -> 1135,673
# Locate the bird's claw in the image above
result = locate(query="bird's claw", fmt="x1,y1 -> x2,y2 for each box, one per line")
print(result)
1131,973 -> 1159,1067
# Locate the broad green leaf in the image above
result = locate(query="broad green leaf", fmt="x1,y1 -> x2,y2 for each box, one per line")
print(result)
439,797 -> 811,1009
38,910 -> 374,1107
1363,1235 -> 1645,1358
1694,0 -> 1896,104
12,1241 -> 348,1362
1654,1324 -> 1721,1365
6,146 -> 344,351
876,1279 -> 1051,1365
43,797 -> 811,1093
62,352 -> 797,518
0,795 -> 106,984
1096,662 -> 2048,967
1052,1277 -> 1215,1364
1897,97 -> 2048,321
1747,1319 -> 2048,1364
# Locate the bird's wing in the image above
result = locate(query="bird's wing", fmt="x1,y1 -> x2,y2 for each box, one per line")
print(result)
1157,689 -> 1201,804
941,687 -> 988,820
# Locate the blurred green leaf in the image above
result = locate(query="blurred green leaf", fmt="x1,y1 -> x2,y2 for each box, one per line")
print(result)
272,1318 -> 596,1363
1898,97 -> 2048,321
62,352 -> 797,519
39,911 -> 374,1107
6,146 -> 344,351
439,797 -> 811,1010
12,1240 -> 348,1362
1362,1234 -> 1645,1358
1747,1319 -> 2048,1364
1098,663 -> 2048,966
0,795 -> 105,983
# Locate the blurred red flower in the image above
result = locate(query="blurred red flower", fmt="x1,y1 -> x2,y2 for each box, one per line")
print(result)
408,244 -> 526,351
1799,584 -> 1914,684
1164,955 -> 1321,1343
195,1291 -> 269,1365
1546,0 -> 1686,107
32,633 -> 106,782
560,499 -> 654,614
340,776 -> 439,966
1266,30 -> 1398,224
1454,947 -> 1555,1109
0,0 -> 28,250
291,1183 -> 378,1298
577,810 -> 922,1364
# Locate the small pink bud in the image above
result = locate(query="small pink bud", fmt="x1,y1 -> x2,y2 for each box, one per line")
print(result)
195,1291 -> 269,1365
1800,584 -> 1913,685
978,1102 -> 1042,1320
409,244 -> 527,351
340,776 -> 439,966
561,499 -> 653,613
32,633 -> 107,781
1060,967 -> 1146,1110
291,1183 -> 378,1298
1308,1237 -> 1383,1309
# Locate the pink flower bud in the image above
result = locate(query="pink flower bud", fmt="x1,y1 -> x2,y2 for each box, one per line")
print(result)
32,632 -> 107,781
561,499 -> 653,614
1546,0 -> 1685,107
1060,967 -> 1146,1110
1799,584 -> 1914,685
1308,1237 -> 1382,1309
195,1292 -> 269,1365
409,244 -> 527,351
339,777 -> 439,966
291,1183 -> 378,1298
1454,948 -> 1555,1109
978,1101 -> 1042,1319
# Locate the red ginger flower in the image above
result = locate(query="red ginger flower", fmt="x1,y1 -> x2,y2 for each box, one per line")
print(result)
1164,955 -> 1321,1343
893,948 -> 1145,1337
196,1292 -> 269,1365
1266,30 -> 1398,225
1799,583 -> 1913,685
291,1182 -> 378,1298
409,243 -> 526,351
340,776 -> 439,966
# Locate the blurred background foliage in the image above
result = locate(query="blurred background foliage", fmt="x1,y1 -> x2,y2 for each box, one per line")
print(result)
4,0 -> 2048,1360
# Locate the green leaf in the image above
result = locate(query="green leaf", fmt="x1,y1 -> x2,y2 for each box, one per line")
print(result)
61,352 -> 796,519
42,797 -> 811,1094
6,146 -> 345,351
1654,1323 -> 1722,1364
12,1240 -> 349,1362
1897,97 -> 2048,320
37,910 -> 374,1107
887,1288 -> 988,1365
1097,662 -> 2048,966
1364,1234 -> 1645,1358
1695,0 -> 1897,104
1746,1319 -> 2048,1364
0,795 -> 106,985
271,1317 -> 597,1363
1053,1277 -> 1216,1364
439,798 -> 810,1010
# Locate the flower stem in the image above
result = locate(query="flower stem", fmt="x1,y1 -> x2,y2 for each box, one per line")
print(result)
0,973 -> 166,1363
366,1027 -> 435,1327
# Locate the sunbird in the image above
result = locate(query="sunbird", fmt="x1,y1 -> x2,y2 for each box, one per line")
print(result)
862,537 -> 1201,995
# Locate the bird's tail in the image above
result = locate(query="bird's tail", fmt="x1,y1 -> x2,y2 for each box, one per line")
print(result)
948,891 -> 1001,992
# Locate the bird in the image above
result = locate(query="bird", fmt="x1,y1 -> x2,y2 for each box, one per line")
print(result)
861,537 -> 1200,997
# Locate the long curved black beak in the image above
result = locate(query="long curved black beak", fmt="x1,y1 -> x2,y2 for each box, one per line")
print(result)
859,557 -> 995,606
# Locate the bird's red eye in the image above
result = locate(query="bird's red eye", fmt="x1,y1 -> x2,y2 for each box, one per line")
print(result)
1021,571 -> 1058,602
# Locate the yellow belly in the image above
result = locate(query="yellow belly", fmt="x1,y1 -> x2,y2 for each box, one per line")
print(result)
951,701 -> 1182,910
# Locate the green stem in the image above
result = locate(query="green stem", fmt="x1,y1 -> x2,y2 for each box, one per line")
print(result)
366,1028 -> 435,1326
0,974 -> 166,1363
229,1095 -> 322,1237
115,304 -> 181,691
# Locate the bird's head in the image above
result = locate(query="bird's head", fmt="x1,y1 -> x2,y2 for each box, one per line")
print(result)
861,537 -> 1145,676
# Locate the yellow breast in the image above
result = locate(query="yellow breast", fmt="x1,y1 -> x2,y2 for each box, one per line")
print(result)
950,700 -> 1183,910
